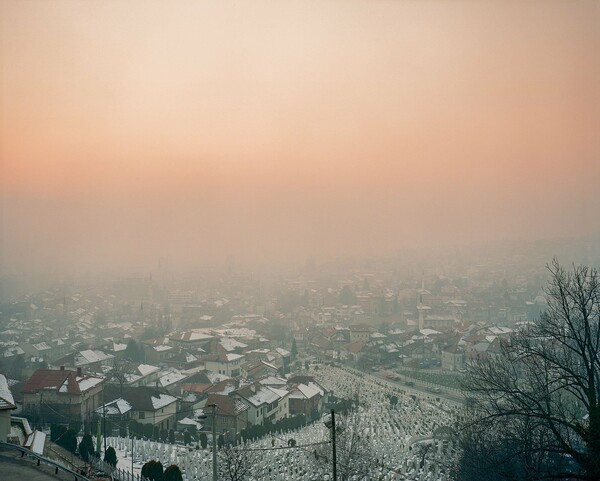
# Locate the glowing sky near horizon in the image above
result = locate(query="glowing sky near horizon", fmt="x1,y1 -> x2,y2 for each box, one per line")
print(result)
1,0 -> 599,273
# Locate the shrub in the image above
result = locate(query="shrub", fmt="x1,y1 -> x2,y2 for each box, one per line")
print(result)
163,464 -> 183,481
141,460 -> 164,481
104,446 -> 118,467
68,420 -> 82,434
78,434 -> 95,462
58,428 -> 78,454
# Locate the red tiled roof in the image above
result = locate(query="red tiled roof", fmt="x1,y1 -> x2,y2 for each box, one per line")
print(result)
23,369 -> 80,395
207,394 -> 248,417
182,383 -> 212,394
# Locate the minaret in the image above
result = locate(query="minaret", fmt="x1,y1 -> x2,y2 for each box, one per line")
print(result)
418,294 -> 425,331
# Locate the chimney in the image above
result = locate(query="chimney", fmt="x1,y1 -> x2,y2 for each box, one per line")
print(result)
60,366 -> 65,371
77,367 -> 82,377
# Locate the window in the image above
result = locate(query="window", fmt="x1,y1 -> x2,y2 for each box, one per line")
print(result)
139,411 -> 145,419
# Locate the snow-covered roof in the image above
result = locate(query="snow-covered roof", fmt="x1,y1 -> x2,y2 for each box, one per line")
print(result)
137,364 -> 160,377
76,349 -> 114,365
0,374 -> 16,409
58,374 -> 103,393
76,376 -> 104,392
206,371 -> 231,383
239,385 -> 286,407
290,382 -> 324,400
487,326 -> 513,335
258,376 -> 288,386
96,398 -> 132,416
219,338 -> 248,352
159,370 -> 188,387
3,347 -> 25,357
246,348 -> 270,354
178,417 -> 202,428
171,331 -> 213,342
225,353 -> 244,362
211,327 -> 258,339
151,393 -> 177,410
419,328 -> 442,336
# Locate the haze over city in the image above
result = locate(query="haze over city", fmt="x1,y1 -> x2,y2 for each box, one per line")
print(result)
2,3 -> 600,481
2,0 -> 599,276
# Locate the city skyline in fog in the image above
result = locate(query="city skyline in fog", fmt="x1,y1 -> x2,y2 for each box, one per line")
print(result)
2,1 -> 599,275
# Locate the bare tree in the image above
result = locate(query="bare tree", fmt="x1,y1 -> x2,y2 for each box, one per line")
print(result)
107,357 -> 132,395
218,445 -> 258,481
316,410 -> 377,481
461,260 -> 600,480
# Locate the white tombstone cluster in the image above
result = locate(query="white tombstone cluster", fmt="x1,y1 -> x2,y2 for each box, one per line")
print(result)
107,366 -> 462,480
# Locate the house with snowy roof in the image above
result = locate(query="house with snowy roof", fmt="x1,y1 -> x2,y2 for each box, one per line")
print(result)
94,397 -> 132,423
21,367 -> 104,424
157,368 -> 190,395
268,348 -> 291,375
123,363 -> 161,387
169,331 -> 214,352
103,385 -> 178,431
0,374 -> 16,441
241,360 -> 279,381
143,343 -> 177,364
202,349 -> 244,377
288,381 -> 326,418
232,382 -> 289,426
203,393 -> 249,442
52,349 -> 115,372
441,343 -> 465,371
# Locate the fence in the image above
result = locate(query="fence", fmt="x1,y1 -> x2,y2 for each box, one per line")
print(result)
90,455 -> 144,481
0,441 -> 90,481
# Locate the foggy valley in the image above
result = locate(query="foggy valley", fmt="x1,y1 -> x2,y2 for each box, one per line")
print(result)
1,1 -> 599,480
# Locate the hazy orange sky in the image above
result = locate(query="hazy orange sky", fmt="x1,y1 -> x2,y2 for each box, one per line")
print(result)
1,0 -> 599,273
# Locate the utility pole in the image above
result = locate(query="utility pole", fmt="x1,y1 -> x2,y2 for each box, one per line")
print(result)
128,426 -> 134,476
198,402 -> 218,481
211,403 -> 218,481
324,410 -> 338,481
102,385 -> 107,453
331,409 -> 337,481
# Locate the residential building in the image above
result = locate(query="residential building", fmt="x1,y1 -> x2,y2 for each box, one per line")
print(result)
22,367 -> 104,424
105,385 -> 178,431
232,382 -> 289,426
204,393 -> 249,442
203,352 -> 244,377
0,374 -> 16,442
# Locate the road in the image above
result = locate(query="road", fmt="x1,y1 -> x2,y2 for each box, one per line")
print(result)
0,451 -> 83,481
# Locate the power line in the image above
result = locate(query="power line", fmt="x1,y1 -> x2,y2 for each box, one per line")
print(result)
226,440 -> 331,452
